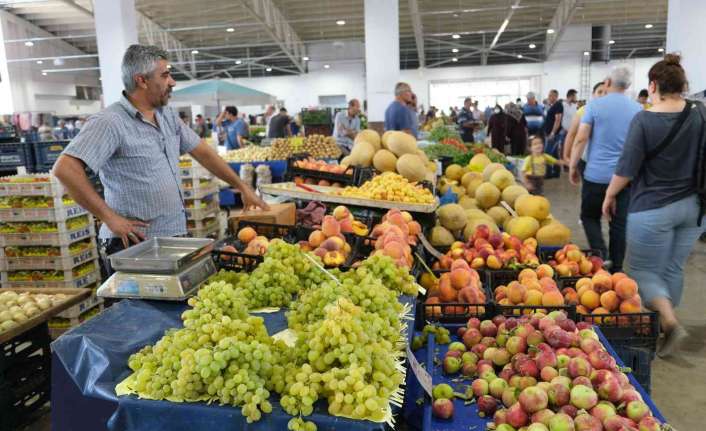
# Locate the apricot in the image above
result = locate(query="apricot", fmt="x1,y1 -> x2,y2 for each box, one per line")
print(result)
591,272 -> 613,293
576,284 -> 593,299
237,227 -> 257,243
321,215 -> 341,237
615,278 -> 638,300
519,268 -> 538,282
591,307 -> 615,324
508,283 -> 528,304
619,295 -> 642,313
525,289 -> 543,306
555,264 -> 572,277
580,290 -> 600,311
611,272 -> 628,285
535,264 -> 555,279
579,258 -> 593,275
566,249 -> 582,263
440,283 -> 458,302
542,290 -> 564,306
450,268 -> 473,290
599,291 -> 620,312
487,255 -> 503,270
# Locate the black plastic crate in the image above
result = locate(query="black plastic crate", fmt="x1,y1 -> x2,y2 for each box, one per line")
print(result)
285,154 -> 358,186
494,303 -> 578,320
229,220 -> 299,241
417,268 -> 493,324
31,140 -> 70,168
486,268 -> 522,290
1,324 -> 51,377
580,312 -> 659,352
211,248 -> 263,272
539,248 -> 604,265
0,141 -> 32,170
0,376 -> 50,431
612,345 -> 654,394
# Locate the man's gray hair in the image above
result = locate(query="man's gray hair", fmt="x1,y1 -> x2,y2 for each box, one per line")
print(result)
122,44 -> 169,93
394,82 -> 411,96
608,66 -> 632,90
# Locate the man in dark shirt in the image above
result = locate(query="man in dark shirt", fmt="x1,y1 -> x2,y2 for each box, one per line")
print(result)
267,108 -> 291,138
457,97 -> 475,143
543,89 -> 564,178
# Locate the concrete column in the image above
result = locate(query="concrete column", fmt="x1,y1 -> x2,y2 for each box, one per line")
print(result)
364,0 -> 399,129
667,0 -> 706,93
93,0 -> 138,105
0,13 -> 14,114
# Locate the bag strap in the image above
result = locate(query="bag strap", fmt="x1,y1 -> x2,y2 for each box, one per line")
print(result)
645,100 -> 693,160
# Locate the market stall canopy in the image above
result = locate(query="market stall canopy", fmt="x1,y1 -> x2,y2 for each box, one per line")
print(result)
170,80 -> 276,108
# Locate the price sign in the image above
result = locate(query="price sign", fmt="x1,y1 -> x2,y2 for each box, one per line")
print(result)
406,345 -> 432,397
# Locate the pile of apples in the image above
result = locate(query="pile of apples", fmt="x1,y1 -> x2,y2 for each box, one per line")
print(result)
365,209 -> 422,269
431,226 -> 540,271
423,259 -> 488,318
545,244 -> 605,278
431,312 -> 665,431
494,266 -> 567,309
562,271 -> 643,318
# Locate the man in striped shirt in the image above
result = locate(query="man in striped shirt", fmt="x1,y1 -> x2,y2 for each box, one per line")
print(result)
54,44 -> 268,260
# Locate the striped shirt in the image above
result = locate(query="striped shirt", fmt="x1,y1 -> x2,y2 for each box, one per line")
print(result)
62,93 -> 202,239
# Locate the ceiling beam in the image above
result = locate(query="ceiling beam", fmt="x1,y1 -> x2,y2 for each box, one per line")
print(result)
198,50 -> 284,80
408,0 -> 425,68
425,48 -> 484,68
237,0 -> 305,74
488,0 -> 522,53
545,0 -> 579,59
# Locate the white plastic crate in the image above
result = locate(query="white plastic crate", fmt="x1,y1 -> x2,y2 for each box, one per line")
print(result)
0,217 -> 94,247
185,198 -> 219,221
56,293 -> 103,319
187,219 -> 220,238
0,204 -> 87,222
1,243 -> 98,271
181,180 -> 218,200
0,174 -> 65,197
179,164 -> 213,180
1,262 -> 100,289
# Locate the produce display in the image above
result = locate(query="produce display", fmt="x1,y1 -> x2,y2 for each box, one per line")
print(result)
0,195 -> 75,208
0,290 -> 70,331
270,135 -> 341,160
4,239 -> 92,257
493,266 -> 569,308
222,145 -> 274,162
342,130 -> 436,183
0,215 -> 89,233
428,124 -> 465,147
431,226 -> 540,271
545,245 -> 606,277
181,178 -> 213,189
565,271 -> 644,317
359,208 -> 422,269
295,203 -> 370,236
422,143 -> 467,161
0,175 -> 52,183
453,143 -> 508,167
337,172 -> 435,204
297,215 -> 353,267
422,259 -> 488,318
429,312 -> 666,431
293,158 -> 352,175
7,260 -> 95,281
125,240 -> 415,424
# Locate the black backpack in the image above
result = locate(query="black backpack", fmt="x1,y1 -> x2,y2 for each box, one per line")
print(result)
694,101 -> 706,225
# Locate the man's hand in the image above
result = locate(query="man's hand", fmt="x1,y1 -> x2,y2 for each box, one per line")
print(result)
602,194 -> 617,221
569,165 -> 581,186
105,214 -> 148,248
240,186 -> 270,211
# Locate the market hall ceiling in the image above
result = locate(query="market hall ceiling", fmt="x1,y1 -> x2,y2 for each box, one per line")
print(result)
0,0 -> 668,79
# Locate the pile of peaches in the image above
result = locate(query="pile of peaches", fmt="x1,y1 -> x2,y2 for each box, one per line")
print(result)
544,244 -> 605,277
562,271 -> 643,319
298,206 -> 363,266
423,259 -> 488,318
494,266 -> 568,310
365,208 -> 422,269
292,159 -> 352,188
431,226 -> 540,271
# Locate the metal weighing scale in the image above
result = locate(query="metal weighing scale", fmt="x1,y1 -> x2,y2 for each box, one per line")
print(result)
97,237 -> 217,301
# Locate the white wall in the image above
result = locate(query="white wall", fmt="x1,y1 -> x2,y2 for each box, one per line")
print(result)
667,0 -> 706,93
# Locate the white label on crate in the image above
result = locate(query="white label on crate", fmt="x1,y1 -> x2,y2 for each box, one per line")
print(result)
418,232 -> 444,260
406,345 -> 432,397
67,207 -> 83,217
73,249 -> 92,264
70,227 -> 90,241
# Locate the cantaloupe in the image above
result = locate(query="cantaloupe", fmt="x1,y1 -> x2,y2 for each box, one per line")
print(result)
465,177 -> 484,197
386,131 -> 417,156
501,185 -> 529,208
416,150 -> 430,164
354,129 -> 381,151
437,203 -> 467,231
396,153 -> 426,182
506,216 -> 540,240
348,141 -> 375,167
430,225 -> 455,247
445,164 -> 464,181
475,182 -> 501,209
461,171 -> 483,188
536,223 -> 571,246
465,208 -> 492,221
381,131 -> 394,149
373,149 -> 397,172
468,153 -> 491,172
486,206 -> 511,226
515,195 -> 551,221
489,169 -> 515,190
482,163 -> 506,182
458,195 -> 478,209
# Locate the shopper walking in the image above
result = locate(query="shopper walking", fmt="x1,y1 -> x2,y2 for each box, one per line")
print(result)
193,114 -> 208,138
522,92 -> 544,136
53,44 -> 267,274
562,82 -> 606,169
216,106 -> 248,149
486,103 -> 527,155
332,98 -> 361,153
384,82 -> 414,134
602,54 -> 706,357
267,108 -> 292,138
407,93 -> 420,138
543,89 -> 564,178
457,97 -> 475,143
569,66 -> 642,272
561,89 -> 578,141
637,89 -> 652,109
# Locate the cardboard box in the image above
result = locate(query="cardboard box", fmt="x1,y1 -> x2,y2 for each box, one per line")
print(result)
227,203 -> 296,233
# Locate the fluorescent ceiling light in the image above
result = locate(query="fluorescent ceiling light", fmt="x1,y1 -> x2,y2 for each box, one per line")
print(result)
336,20 -> 345,26
226,27 -> 235,32
191,50 -> 199,54
645,23 -> 653,29
452,48 -> 459,53
451,57 -> 458,62
583,51 -> 590,56
452,34 -> 460,39
36,60 -> 42,64
265,67 -> 272,72
41,71 -> 47,75
453,13 -> 459,18
302,56 -> 310,61
490,19 -> 509,49
24,41 -> 34,47
235,60 -> 242,64
517,54 -> 523,58
547,28 -> 555,34
529,43 -> 536,49
658,47 -> 665,52
609,40 -> 615,44
323,64 -> 331,69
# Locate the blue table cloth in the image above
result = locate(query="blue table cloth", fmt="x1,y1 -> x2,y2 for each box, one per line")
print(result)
51,298 -> 415,431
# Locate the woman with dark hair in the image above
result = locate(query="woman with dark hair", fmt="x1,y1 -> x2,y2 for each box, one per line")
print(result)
602,54 -> 706,357
486,103 -> 527,155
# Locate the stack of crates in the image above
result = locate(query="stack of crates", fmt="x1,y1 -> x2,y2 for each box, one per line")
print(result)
179,159 -> 220,239
0,174 -> 103,337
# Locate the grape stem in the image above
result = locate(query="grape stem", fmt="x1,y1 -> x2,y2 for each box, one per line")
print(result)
303,253 -> 341,286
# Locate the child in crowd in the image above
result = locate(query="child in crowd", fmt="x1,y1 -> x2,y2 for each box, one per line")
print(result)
522,135 -> 563,195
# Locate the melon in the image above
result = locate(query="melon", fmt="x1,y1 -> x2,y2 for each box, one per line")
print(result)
381,131 -> 394,149
396,153 -> 426,182
489,169 -> 516,190
450,185 -> 466,197
475,182 -> 501,209
437,203 -> 467,231
486,206 -> 511,226
354,129 -> 381,151
373,149 -> 397,172
468,153 -> 491,172
506,216 -> 540,241
349,141 -> 375,167
465,177 -> 484,197
501,185 -> 529,208
482,163 -> 506,182
426,161 -> 438,173
464,219 -> 499,241
458,195 -> 478,210
515,195 -> 551,221
465,208 -> 492,221
536,223 -> 571,246
461,171 -> 483,188
540,215 -> 558,227
429,225 -> 455,247
445,164 -> 464,181
386,131 -> 417,156
416,150 -> 430,164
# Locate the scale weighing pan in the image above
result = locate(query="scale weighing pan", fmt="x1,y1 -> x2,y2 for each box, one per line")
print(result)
109,237 -> 214,274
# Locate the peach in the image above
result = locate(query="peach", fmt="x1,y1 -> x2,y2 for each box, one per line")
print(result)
486,255 -> 502,270
321,215 -> 341,237
323,250 -> 345,266
615,278 -> 638,300
562,288 -> 578,305
237,226 -> 257,243
440,283 -> 458,302
439,273 -> 452,292
383,241 -> 406,260
332,205 -> 351,221
450,268 -> 472,290
580,290 -> 600,311
575,277 -> 592,290
576,304 -> 590,315
578,258 -> 593,275
508,283 -> 527,304
471,257 -> 485,269
542,290 -> 564,306
619,295 -> 642,313
525,279 -> 543,292
535,264 -> 555,279
407,221 -> 421,236
525,289 -> 543,306
566,261 -> 580,276
591,307 -> 615,324
599,291 -> 620,312
555,264 -> 572,277
576,284 -> 593,299
611,272 -> 628,285
519,268 -> 538,282
323,236 -> 345,251
539,277 -> 557,291
566,249 -> 582,263
591,273 -> 613,293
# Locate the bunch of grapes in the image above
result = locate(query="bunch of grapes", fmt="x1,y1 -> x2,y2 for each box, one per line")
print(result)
266,240 -> 329,291
354,255 -> 418,296
288,417 -> 317,431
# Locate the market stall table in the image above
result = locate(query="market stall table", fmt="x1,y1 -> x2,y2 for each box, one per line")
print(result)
52,297 -> 416,431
